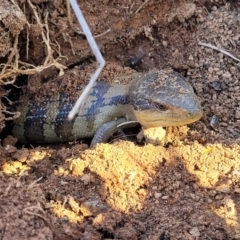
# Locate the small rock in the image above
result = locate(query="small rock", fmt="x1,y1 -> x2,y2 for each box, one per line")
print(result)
216,184 -> 230,193
234,187 -> 240,193
80,196 -> 110,217
154,192 -> 162,199
188,54 -> 194,61
162,40 -> 168,47
60,180 -> 68,185
161,195 -> 169,200
207,198 -> 213,203
208,67 -> 213,73
80,174 -> 91,185
138,127 -> 166,145
210,115 -> 219,128
189,227 -> 201,237
235,109 -> 240,119
222,71 -> 231,78
115,223 -> 137,240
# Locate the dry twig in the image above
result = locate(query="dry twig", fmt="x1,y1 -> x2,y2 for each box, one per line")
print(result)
27,177 -> 43,190
135,0 -> 149,13
198,41 -> 240,62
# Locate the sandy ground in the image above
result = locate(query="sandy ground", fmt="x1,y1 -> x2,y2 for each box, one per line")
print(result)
1,0 -> 240,239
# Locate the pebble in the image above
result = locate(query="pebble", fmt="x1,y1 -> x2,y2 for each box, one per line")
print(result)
216,184 -> 230,193
222,71 -> 231,78
162,40 -> 168,47
161,195 -> 169,200
80,174 -> 91,185
154,192 -> 162,199
208,67 -> 213,73
189,227 -> 201,237
234,187 -> 240,193
235,109 -> 240,119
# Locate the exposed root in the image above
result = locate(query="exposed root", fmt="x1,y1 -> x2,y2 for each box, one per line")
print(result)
0,35 -> 19,85
94,29 -> 111,38
1,92 -> 21,121
0,0 -> 67,85
66,0 -> 73,27
23,202 -> 52,228
27,177 -> 43,190
0,62 -> 67,85
26,26 -> 29,59
26,0 -> 67,69
27,0 -> 52,65
1,110 -> 20,121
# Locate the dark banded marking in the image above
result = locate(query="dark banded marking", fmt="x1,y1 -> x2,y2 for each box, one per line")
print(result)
87,82 -> 130,117
86,81 -> 111,130
54,93 -> 76,141
24,98 -> 49,142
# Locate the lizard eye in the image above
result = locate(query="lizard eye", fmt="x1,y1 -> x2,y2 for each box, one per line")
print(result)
154,103 -> 168,111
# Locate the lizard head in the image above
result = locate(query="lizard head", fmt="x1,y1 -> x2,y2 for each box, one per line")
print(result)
130,69 -> 203,128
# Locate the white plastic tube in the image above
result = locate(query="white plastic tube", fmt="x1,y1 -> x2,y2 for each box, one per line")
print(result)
68,0 -> 105,120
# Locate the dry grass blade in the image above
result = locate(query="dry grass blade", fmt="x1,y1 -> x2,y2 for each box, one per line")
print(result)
198,41 -> 240,62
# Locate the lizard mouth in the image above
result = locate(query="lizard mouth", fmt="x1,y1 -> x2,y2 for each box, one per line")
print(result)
134,108 -> 203,128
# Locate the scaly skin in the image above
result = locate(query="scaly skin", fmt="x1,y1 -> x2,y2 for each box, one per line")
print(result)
11,69 -> 203,144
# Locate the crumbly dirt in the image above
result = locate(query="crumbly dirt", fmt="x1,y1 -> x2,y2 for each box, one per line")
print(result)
1,0 -> 240,239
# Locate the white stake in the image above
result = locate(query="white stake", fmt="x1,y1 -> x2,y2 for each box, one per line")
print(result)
68,0 -> 105,120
